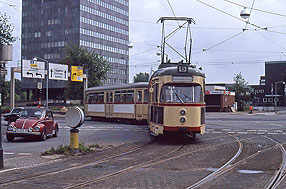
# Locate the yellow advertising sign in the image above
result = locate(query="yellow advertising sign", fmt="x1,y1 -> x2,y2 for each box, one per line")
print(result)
71,66 -> 83,82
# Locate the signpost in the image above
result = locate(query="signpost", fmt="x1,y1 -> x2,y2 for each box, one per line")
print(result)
71,66 -> 83,82
22,60 -> 45,79
49,63 -> 68,81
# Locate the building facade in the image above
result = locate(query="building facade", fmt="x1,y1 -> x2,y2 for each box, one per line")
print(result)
21,0 -> 129,99
250,61 -> 286,107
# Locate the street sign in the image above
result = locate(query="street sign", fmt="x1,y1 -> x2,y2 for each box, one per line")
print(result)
49,63 -> 68,80
0,67 -> 7,75
22,59 -> 45,79
71,66 -> 83,82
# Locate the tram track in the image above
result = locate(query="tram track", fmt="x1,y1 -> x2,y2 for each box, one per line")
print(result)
265,136 -> 286,189
187,135 -> 286,189
60,134 -> 250,188
187,135 -> 243,188
0,141 -> 154,187
0,133 -> 236,188
0,133 -> 261,188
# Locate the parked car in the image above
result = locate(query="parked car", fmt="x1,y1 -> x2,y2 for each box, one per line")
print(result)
3,107 -> 24,124
6,107 -> 59,142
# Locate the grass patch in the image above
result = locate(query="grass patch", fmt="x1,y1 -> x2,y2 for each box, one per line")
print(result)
41,141 -> 101,156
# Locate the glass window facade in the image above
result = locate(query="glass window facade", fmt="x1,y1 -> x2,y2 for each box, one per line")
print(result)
21,0 -> 129,91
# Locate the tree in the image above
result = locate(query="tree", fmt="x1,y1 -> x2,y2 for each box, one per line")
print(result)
133,72 -> 149,83
0,13 -> 17,45
231,72 -> 250,111
0,76 -> 8,103
62,44 -> 110,100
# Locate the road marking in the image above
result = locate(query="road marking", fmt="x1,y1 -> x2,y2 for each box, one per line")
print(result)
271,123 -> 283,127
3,152 -> 14,155
273,130 -> 283,133
251,121 -> 261,123
258,130 -> 267,132
212,131 -> 222,134
257,133 -> 265,135
222,129 -> 231,131
227,132 -> 235,134
18,153 -> 32,156
247,130 -> 257,132
237,132 -> 248,134
268,133 -> 278,135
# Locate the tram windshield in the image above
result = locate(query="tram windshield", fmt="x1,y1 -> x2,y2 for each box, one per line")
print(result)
160,84 -> 203,103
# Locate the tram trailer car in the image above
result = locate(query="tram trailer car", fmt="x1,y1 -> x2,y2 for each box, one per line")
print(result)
148,65 -> 206,138
85,83 -> 149,122
84,64 -> 206,138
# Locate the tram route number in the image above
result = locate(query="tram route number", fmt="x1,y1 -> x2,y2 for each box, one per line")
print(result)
177,65 -> 188,73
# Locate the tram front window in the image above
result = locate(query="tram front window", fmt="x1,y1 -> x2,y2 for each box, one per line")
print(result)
160,84 -> 202,103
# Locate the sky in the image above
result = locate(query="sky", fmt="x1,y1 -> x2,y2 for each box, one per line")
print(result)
1,0 -> 286,85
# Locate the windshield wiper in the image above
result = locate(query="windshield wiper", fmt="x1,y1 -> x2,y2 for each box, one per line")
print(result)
173,91 -> 184,104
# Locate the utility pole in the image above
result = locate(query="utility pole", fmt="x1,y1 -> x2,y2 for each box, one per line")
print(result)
0,44 -> 13,169
33,57 -> 49,109
274,81 -> 285,114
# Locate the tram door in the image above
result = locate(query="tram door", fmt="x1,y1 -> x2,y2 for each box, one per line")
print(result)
105,91 -> 113,118
135,90 -> 143,120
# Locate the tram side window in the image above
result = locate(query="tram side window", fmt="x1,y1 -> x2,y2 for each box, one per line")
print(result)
87,93 -> 95,103
120,91 -> 127,102
94,92 -> 104,103
106,93 -> 109,103
106,92 -> 113,103
152,84 -> 159,103
137,91 -> 142,102
126,90 -> 134,103
109,92 -> 113,103
144,89 -> 149,102
114,91 -> 121,103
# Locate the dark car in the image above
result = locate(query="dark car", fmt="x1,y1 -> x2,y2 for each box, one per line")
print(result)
3,107 -> 24,124
6,107 -> 59,142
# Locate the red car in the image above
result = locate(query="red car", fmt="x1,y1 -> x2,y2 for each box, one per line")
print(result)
6,107 -> 59,142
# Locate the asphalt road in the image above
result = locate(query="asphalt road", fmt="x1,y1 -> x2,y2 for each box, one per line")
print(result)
1,116 -> 150,160
1,112 -> 285,161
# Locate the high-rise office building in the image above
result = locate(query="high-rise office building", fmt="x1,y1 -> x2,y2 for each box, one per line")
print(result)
21,0 -> 129,99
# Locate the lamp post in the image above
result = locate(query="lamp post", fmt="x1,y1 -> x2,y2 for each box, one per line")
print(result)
33,57 -> 49,109
274,81 -> 285,114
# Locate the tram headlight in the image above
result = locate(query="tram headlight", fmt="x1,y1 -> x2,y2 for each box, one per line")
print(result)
180,116 -> 186,123
180,109 -> 186,116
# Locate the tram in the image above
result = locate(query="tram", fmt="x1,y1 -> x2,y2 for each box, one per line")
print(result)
85,83 -> 149,122
148,64 -> 205,137
84,17 -> 206,137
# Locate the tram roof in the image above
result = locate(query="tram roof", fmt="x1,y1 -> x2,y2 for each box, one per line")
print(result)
151,65 -> 205,78
86,82 -> 149,92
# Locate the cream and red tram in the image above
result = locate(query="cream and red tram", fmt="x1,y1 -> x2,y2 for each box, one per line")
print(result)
148,64 -> 206,137
85,83 -> 149,122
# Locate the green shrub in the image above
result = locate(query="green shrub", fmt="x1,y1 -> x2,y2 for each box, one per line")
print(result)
41,142 -> 101,156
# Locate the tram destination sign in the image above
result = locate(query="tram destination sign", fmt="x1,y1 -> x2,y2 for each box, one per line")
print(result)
22,59 -> 45,79
49,63 -> 68,81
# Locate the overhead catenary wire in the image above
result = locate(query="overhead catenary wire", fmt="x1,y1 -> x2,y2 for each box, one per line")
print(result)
255,30 -> 286,57
195,0 -> 267,31
244,0 -> 256,30
166,0 -> 180,27
191,30 -> 245,55
129,47 -> 157,57
0,0 -> 21,13
224,0 -> 286,18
